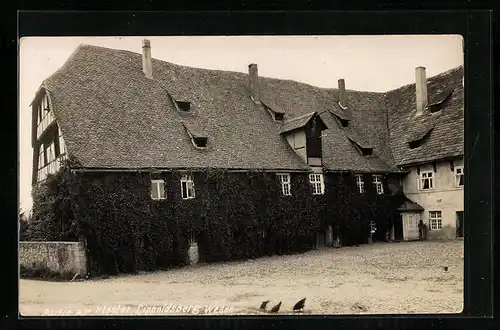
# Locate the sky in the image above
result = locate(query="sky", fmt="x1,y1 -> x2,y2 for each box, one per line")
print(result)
18,35 -> 463,213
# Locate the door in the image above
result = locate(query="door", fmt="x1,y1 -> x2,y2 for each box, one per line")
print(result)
456,211 -> 464,238
393,215 -> 404,241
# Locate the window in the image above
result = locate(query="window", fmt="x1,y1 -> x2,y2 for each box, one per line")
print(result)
151,180 -> 166,200
419,170 -> 434,190
176,101 -> 191,111
309,173 -> 324,195
355,174 -> 364,193
58,127 -> 66,155
277,173 -> 291,196
429,211 -> 442,230
455,166 -> 464,187
47,142 -> 55,163
372,174 -> 384,194
194,137 -> 207,148
181,174 -> 195,199
38,147 -> 44,169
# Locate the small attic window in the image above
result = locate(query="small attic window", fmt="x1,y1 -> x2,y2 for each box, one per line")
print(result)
262,102 -> 285,122
347,137 -> 372,156
408,127 -> 433,149
194,137 -> 207,148
428,90 -> 454,113
274,112 -> 284,121
183,122 -> 208,149
176,101 -> 191,112
360,147 -> 373,156
333,114 -> 349,127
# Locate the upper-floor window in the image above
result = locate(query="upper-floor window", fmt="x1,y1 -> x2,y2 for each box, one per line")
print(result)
151,179 -> 166,200
38,147 -> 44,169
38,95 -> 50,124
429,211 -> 442,230
46,142 -> 55,164
455,166 -> 464,187
309,173 -> 325,195
419,170 -> 434,190
58,127 -> 66,155
181,174 -> 195,199
355,174 -> 364,193
372,174 -> 383,194
277,173 -> 291,196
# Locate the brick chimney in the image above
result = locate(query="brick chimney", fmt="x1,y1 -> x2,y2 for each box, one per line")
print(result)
415,66 -> 428,116
248,63 -> 260,104
338,79 -> 346,108
142,39 -> 153,78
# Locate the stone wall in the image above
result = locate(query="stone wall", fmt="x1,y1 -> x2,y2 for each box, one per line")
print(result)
19,241 -> 87,277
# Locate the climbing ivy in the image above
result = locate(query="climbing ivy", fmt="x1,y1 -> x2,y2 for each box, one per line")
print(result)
30,159 -> 403,276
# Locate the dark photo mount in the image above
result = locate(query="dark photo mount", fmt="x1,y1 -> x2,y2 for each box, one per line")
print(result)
7,4 -> 496,330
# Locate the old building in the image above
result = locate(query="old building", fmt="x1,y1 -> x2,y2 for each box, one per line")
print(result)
386,66 -> 464,240
31,39 -> 463,250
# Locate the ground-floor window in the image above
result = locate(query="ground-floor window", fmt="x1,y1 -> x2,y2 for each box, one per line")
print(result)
276,173 -> 291,196
181,174 -> 196,199
309,173 -> 325,195
151,179 -> 166,200
429,211 -> 442,230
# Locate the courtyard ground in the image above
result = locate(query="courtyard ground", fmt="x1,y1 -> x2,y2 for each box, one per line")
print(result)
19,240 -> 464,316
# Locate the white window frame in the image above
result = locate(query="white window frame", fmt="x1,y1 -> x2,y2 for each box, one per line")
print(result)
455,166 -> 464,187
151,179 -> 166,200
355,174 -> 364,193
47,142 -> 55,164
429,211 -> 442,230
309,173 -> 325,195
372,174 -> 384,194
58,127 -> 66,155
277,173 -> 291,196
181,174 -> 196,199
419,170 -> 434,190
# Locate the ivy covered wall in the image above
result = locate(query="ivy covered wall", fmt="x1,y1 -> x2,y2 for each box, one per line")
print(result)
29,160 -> 405,276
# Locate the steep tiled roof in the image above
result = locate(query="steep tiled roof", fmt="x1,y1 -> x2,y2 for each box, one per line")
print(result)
40,44 -> 462,173
385,66 -> 464,166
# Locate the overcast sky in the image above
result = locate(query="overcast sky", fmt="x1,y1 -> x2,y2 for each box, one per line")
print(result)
18,35 -> 463,213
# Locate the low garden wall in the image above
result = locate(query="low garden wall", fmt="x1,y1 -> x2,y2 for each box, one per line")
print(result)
19,241 -> 87,278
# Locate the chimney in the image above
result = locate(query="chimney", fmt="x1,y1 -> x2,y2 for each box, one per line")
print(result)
248,63 -> 260,104
338,79 -> 346,108
142,39 -> 153,78
415,66 -> 428,116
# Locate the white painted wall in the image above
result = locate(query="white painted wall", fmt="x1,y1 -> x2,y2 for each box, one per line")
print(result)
401,158 -> 464,240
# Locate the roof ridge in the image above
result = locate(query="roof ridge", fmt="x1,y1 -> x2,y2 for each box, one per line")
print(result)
384,65 -> 463,94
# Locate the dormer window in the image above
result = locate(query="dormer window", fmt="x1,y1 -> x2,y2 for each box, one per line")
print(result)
176,101 -> 191,112
328,109 -> 350,128
194,137 -> 207,148
183,121 -> 208,149
408,126 -> 434,149
347,135 -> 373,156
261,100 -> 285,122
334,114 -> 349,127
273,112 -> 284,121
428,90 -> 454,113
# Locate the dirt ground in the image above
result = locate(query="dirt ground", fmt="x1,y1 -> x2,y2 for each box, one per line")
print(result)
19,240 -> 463,316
